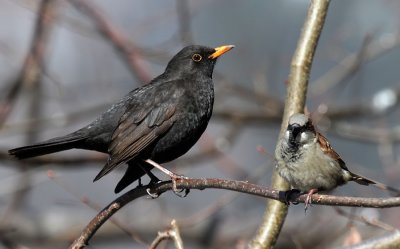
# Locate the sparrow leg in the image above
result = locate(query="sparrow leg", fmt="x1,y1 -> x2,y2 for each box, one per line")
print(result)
304,188 -> 318,212
144,159 -> 190,197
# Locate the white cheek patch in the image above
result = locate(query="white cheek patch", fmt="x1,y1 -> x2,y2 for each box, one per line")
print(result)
300,132 -> 309,143
284,130 -> 290,141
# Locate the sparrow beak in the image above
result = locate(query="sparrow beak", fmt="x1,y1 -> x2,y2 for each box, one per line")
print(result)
208,45 -> 235,59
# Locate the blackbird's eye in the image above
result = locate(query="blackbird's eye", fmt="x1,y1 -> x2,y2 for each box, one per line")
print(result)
192,54 -> 202,62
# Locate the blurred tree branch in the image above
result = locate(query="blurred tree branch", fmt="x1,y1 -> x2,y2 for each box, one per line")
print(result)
0,0 -> 59,228
68,0 -> 152,83
310,33 -> 400,96
0,0 -> 57,127
176,0 -> 193,46
341,230 -> 400,249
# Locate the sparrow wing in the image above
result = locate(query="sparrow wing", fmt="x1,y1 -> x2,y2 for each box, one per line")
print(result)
317,132 -> 376,186
316,132 -> 348,170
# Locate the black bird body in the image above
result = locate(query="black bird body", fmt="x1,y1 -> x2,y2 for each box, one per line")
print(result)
9,45 -> 234,193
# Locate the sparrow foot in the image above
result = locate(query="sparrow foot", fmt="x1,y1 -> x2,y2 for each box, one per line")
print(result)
304,188 -> 318,213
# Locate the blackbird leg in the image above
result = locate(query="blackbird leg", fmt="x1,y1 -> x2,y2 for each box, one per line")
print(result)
304,188 -> 318,213
139,163 -> 161,184
144,159 -> 190,197
139,164 -> 161,198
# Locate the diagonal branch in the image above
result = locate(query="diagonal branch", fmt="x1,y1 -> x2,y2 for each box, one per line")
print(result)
68,0 -> 152,83
341,230 -> 400,249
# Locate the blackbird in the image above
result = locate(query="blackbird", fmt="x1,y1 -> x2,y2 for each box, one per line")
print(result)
9,45 -> 234,193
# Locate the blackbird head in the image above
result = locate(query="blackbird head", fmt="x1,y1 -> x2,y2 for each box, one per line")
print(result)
165,45 -> 234,79
285,113 -> 316,148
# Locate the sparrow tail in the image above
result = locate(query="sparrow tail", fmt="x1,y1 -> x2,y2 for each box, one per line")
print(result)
351,172 -> 400,196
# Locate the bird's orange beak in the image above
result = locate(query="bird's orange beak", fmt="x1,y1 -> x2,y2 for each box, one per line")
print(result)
208,45 -> 235,59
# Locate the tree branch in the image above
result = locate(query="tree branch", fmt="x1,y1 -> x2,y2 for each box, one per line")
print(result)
69,177 -> 400,249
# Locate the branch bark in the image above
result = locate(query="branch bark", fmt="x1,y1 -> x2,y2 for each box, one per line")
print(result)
248,1 -> 331,248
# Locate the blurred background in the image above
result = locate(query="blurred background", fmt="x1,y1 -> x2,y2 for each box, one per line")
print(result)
0,0 -> 400,248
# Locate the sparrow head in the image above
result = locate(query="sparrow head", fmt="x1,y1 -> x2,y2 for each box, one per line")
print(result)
165,45 -> 235,78
285,113 -> 316,148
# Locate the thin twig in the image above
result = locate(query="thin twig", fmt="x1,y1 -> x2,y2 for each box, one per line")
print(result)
334,207 -> 396,231
149,219 -> 184,249
311,34 -> 400,96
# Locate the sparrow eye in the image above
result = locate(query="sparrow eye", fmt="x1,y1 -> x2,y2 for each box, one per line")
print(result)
192,54 -> 202,62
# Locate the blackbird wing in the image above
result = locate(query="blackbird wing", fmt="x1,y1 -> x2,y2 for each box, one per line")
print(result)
93,89 -> 178,181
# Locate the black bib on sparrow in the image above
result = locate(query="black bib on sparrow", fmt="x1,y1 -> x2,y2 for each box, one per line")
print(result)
9,45 -> 234,193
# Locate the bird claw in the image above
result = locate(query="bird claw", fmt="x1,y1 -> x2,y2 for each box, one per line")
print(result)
146,188 -> 159,199
144,178 -> 163,199
143,159 -> 190,197
171,175 -> 190,198
304,189 -> 318,213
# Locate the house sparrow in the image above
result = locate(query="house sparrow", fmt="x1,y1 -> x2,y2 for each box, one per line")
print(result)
275,113 -> 397,209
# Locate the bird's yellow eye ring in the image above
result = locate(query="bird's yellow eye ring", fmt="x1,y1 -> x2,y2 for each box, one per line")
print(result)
192,54 -> 202,62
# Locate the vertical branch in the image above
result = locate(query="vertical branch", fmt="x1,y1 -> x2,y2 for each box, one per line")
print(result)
248,1 -> 331,248
0,0 -> 58,224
